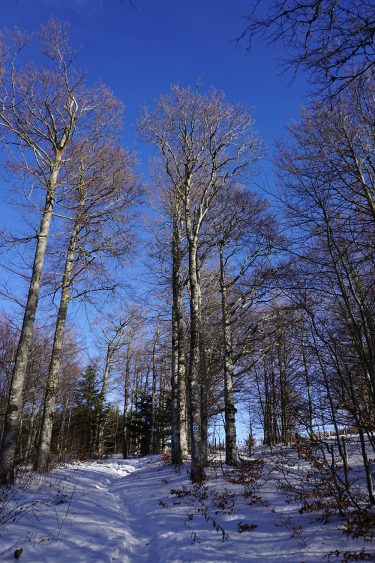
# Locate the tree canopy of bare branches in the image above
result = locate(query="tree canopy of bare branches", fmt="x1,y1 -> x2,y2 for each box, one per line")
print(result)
241,0 -> 375,96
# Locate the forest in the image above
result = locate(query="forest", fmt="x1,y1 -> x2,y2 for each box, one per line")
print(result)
0,1 -> 374,561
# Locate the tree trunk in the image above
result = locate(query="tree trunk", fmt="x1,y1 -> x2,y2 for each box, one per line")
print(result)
171,213 -> 189,464
122,339 -> 132,459
178,346 -> 188,459
171,219 -> 183,463
197,264 -> 208,464
149,328 -> 159,454
263,359 -> 273,446
277,340 -> 288,445
35,215 -> 79,472
301,328 -> 314,437
187,233 -> 204,482
95,343 -> 113,456
219,246 -> 237,466
0,159 -> 61,484
171,304 -> 181,462
130,360 -> 140,455
25,392 -> 37,462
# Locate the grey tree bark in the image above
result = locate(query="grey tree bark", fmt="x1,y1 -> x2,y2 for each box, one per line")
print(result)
171,214 -> 188,464
171,302 -> 182,462
0,159 -> 63,483
178,345 -> 189,460
219,245 -> 237,465
187,235 -> 204,482
34,191 -> 80,472
196,263 -> 208,464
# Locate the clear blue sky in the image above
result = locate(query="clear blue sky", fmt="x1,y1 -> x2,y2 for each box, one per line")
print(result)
1,0 -> 307,153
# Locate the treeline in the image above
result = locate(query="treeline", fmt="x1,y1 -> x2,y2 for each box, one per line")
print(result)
0,315 -> 171,465
138,75 -> 375,504
0,2 -> 374,519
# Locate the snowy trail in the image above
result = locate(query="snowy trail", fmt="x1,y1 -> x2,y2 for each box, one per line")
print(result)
1,457 -> 160,562
1,454 -> 374,562
50,456 -> 175,562
1,455 -> 292,562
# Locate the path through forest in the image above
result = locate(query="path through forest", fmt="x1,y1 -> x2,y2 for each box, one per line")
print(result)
1,454 -> 373,562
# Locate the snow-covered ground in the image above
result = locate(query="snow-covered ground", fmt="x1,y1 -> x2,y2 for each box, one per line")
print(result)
1,451 -> 374,562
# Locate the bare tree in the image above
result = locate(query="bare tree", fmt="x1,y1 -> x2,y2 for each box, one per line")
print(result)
210,185 -> 277,464
35,140 -> 139,471
94,316 -> 131,458
140,86 -> 262,481
0,19 -> 122,484
241,0 -> 375,95
277,77 -> 375,504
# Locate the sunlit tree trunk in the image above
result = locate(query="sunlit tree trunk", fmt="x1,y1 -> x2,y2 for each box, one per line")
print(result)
35,196 -> 81,472
197,264 -> 208,464
0,158 -> 62,484
171,216 -> 188,463
186,215 -> 204,482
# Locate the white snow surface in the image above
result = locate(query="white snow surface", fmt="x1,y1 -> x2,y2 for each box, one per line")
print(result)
1,452 -> 374,562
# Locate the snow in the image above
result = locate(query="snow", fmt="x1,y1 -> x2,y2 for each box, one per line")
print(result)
1,451 -> 374,562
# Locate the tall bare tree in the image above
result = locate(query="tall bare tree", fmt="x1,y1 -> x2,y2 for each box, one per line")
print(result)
209,186 -> 276,464
35,140 -> 139,471
0,19 -> 122,483
277,77 -> 375,504
140,86 -> 262,481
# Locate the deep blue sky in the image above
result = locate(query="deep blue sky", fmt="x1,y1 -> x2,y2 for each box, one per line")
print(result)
1,0 -> 307,153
